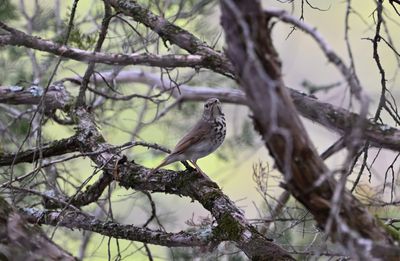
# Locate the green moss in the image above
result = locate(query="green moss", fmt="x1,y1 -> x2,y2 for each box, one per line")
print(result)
214,213 -> 243,241
202,191 -> 221,210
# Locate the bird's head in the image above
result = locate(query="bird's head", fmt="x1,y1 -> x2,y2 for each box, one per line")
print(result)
202,98 -> 224,121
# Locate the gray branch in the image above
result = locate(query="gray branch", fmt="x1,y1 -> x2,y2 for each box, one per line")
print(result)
0,135 -> 79,166
0,22 -> 214,71
0,84 -> 72,111
83,70 -> 400,153
220,0 -> 394,259
109,0 -> 235,78
0,197 -> 76,260
21,208 -> 215,247
72,107 -> 294,260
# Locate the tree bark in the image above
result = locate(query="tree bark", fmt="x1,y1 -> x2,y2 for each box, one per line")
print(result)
220,0 -> 396,259
0,196 -> 76,260
69,107 -> 295,260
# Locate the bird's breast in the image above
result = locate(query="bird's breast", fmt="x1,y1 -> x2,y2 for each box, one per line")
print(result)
212,116 -> 226,147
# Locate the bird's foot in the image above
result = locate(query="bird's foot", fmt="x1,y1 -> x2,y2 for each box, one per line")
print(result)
195,169 -> 213,182
181,160 -> 195,171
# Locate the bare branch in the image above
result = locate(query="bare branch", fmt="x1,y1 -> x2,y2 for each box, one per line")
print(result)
21,208 -> 215,248
264,8 -> 365,100
0,84 -> 72,111
76,0 -> 113,106
79,70 -> 400,153
0,197 -> 76,260
220,0 -> 394,259
0,135 -> 79,166
0,22 -> 213,71
109,0 -> 235,79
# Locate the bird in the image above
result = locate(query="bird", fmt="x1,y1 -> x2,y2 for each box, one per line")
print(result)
152,98 -> 226,175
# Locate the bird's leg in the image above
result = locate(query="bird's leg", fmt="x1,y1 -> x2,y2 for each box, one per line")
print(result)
190,160 -> 204,174
181,160 -> 195,171
190,160 -> 211,180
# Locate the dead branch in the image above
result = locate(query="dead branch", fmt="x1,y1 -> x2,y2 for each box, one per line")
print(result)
21,207 -> 216,248
72,107 -> 294,260
0,197 -> 76,260
220,0 -> 395,259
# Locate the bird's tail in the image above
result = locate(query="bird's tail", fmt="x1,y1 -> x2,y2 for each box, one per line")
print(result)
150,155 -> 174,174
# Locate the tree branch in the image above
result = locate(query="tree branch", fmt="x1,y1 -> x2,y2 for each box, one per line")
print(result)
0,135 -> 79,166
21,208 -> 215,247
109,0 -> 235,79
0,84 -> 72,112
220,0 -> 394,259
76,0 -> 113,107
72,107 -> 294,260
80,70 -> 400,153
0,197 -> 76,260
43,172 -> 113,209
0,22 -> 212,71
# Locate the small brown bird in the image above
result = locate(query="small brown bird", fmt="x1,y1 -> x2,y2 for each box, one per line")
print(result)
152,98 -> 226,175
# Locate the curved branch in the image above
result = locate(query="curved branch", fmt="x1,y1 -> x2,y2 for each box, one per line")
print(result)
43,173 -> 113,209
109,0 -> 235,78
0,197 -> 75,260
115,164 -> 293,260
264,8 -> 364,99
0,22 -> 211,70
82,70 -> 400,153
0,84 -> 72,111
0,135 -> 79,166
73,107 -> 293,260
21,208 -> 215,247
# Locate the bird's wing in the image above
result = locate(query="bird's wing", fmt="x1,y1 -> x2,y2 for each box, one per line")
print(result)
171,120 -> 209,155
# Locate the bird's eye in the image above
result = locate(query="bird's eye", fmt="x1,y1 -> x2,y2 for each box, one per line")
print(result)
205,104 -> 209,108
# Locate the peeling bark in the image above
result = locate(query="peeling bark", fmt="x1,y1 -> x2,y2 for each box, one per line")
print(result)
220,0 -> 395,259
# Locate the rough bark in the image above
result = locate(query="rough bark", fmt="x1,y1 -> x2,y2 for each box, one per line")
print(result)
1,1 -> 399,259
109,0 -> 235,79
82,69 -> 400,153
220,0 -> 395,259
0,135 -> 79,166
21,208 -> 214,247
0,84 -> 72,111
0,22 -> 223,75
0,196 -> 76,260
69,107 -> 294,260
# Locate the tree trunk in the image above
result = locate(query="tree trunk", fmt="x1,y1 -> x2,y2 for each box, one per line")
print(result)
220,0 -> 395,259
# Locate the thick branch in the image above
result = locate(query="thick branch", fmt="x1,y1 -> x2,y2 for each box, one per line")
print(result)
116,164 -> 293,260
109,0 -> 235,78
0,197 -> 76,260
73,107 -> 293,260
0,135 -> 79,166
0,22 -> 211,70
0,84 -> 72,111
221,0 -> 394,259
21,208 -> 214,247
